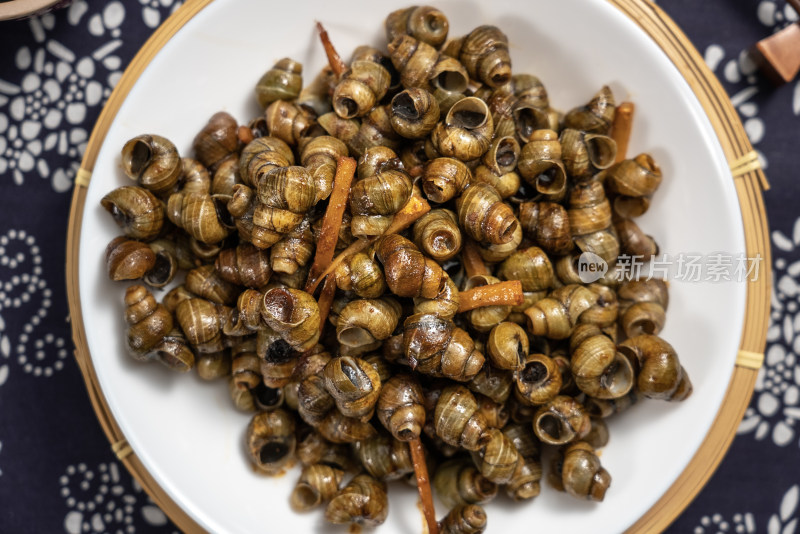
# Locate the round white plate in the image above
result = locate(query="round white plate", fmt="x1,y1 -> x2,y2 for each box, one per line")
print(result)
78,0 -> 747,532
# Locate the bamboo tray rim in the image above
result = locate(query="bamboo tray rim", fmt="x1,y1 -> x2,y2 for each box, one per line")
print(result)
65,1 -> 772,533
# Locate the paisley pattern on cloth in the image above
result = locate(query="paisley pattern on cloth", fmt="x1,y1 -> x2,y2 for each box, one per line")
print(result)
0,0 -> 797,532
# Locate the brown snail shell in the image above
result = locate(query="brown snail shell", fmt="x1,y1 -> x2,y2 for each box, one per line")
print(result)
265,100 -> 316,147
377,234 -> 445,299
317,410 -> 377,444
615,218 -> 659,260
585,417 -> 610,450
195,350 -> 231,380
290,463 -> 344,512
297,374 -> 335,427
180,157 -> 210,194
101,186 -> 164,241
560,128 -> 617,180
467,363 -> 514,404
433,458 -> 498,508
563,86 -> 616,135
432,96 -> 494,161
270,214 -> 314,275
579,283 -> 619,331
486,322 -> 527,371
390,87 -> 440,139
261,287 -> 320,352
440,504 -> 487,534
476,223 -> 522,263
215,242 -> 272,289
473,135 -> 520,199
385,5 -> 449,49
176,298 -> 231,353
434,385 -> 491,451
377,373 -> 426,441
444,25 -> 511,88
618,334 -> 692,401
569,324 -> 634,399
334,251 -> 387,299
239,136 -> 294,188
105,236 -> 156,281
336,298 -> 401,349
259,327 -> 297,388
388,34 -> 468,92
325,474 -> 388,527
584,389 -> 640,418
403,313 -> 485,382
514,353 -> 562,406
456,183 -> 519,245
617,279 -> 669,337
556,441 -> 612,501
412,208 -> 463,263
255,57 -> 303,108
518,201 -> 573,256
323,355 -> 382,422
121,134 -> 182,196
143,239 -> 179,288
231,337 -> 260,389
471,428 -> 520,484
524,284 -> 598,340
162,284 -> 195,313
532,395 -> 591,445
333,60 -> 391,119
350,147 -> 412,236
463,274 -> 511,332
354,433 -> 415,481
151,327 -> 195,372
413,273 -> 460,320
497,247 -> 555,293
192,112 -> 239,171
297,65 -> 336,116
517,129 -> 567,197
167,192 -> 231,245
245,409 -> 295,475
422,157 -> 471,203
300,135 -> 348,203
605,153 -> 662,217
124,284 -> 173,360
185,264 -> 239,306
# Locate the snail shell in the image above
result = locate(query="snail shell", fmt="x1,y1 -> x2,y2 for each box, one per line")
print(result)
124,285 -> 173,360
569,324 -> 634,399
605,153 -> 662,200
354,433 -> 415,481
336,297 -> 402,349
560,128 -> 617,180
388,34 -> 469,92
434,458 -> 498,508
270,214 -> 314,275
297,374 -> 335,427
334,251 -> 387,299
617,279 -> 669,337
185,264 -> 239,306
167,192 -> 231,245
215,243 -> 272,288
143,239 -> 179,288
180,157 -> 211,194
239,136 -> 294,188
121,134 -> 182,196
325,474 -> 388,527
413,273 -> 460,320
412,209 -> 462,263
440,504 -> 487,534
403,313 -> 485,382
497,247 -> 554,293
261,288 -> 320,352
192,112 -> 239,171
290,463 -> 344,512
255,57 -> 303,108
467,363 -> 514,404
615,218 -> 659,260
486,322 -> 527,371
514,353 -> 562,406
390,87 -> 440,139
476,223 -> 522,263
618,334 -> 692,401
463,274 -> 511,332
377,234 -> 445,299
300,135 -> 349,203
176,298 -> 231,353
350,147 -> 412,236
473,135 -> 521,199
524,284 -> 598,340
377,373 -> 426,441
517,129 -> 567,197
259,327 -> 297,389
471,427 -> 519,485
333,60 -> 392,119
557,441 -> 612,501
151,327 -> 195,372
245,409 -> 295,475
265,100 -> 316,147
317,409 -> 377,444
563,86 -> 616,135
323,355 -> 382,422
101,186 -> 164,241
422,157 -> 471,203
385,5 -> 449,48
456,183 -> 519,245
518,201 -> 573,256
432,96 -> 494,161
444,25 -> 511,88
532,395 -> 591,445
434,385 -> 491,451
105,236 -> 156,281
584,389 -> 640,418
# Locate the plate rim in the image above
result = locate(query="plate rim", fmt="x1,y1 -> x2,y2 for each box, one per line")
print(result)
64,0 -> 772,533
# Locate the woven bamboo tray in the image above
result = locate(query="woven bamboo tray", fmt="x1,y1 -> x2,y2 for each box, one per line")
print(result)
65,0 -> 771,532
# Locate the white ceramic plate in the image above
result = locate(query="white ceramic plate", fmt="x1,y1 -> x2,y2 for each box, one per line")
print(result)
78,0 -> 747,532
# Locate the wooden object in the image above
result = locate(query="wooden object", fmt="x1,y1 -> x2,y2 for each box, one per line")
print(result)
752,22 -> 800,84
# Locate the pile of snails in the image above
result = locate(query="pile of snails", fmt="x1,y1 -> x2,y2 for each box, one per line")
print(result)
100,5 -> 692,532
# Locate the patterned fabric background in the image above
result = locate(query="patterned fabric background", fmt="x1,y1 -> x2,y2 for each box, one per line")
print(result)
0,0 -> 797,532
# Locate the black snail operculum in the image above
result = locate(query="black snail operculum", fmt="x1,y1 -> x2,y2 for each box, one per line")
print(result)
290,463 -> 344,512
255,57 -> 303,108
325,473 -> 388,527
261,287 -> 320,352
569,324 -> 634,400
105,236 -> 156,282
456,183 -> 519,245
385,5 -> 450,49
101,185 -> 164,241
555,441 -> 611,501
192,111 -> 239,171
323,355 -> 382,422
259,326 -> 297,388
124,284 -> 173,360
434,385 -> 491,451
245,409 -> 296,475
335,297 -> 402,350
618,334 -> 693,401
518,201 -> 573,257
432,96 -> 494,161
517,129 -> 567,197
377,373 -> 426,441
300,135 -> 349,203
532,395 -> 591,446
333,60 -> 391,119
443,25 -> 512,88
390,87 -> 440,139
403,313 -> 485,382
121,134 -> 182,197
433,458 -> 498,508
563,86 -> 616,135
440,504 -> 487,534
422,157 -> 471,203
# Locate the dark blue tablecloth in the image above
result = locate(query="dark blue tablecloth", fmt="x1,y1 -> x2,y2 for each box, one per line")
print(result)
0,1 -> 797,532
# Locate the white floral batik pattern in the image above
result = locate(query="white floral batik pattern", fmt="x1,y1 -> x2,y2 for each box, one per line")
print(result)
694,484 -> 799,534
